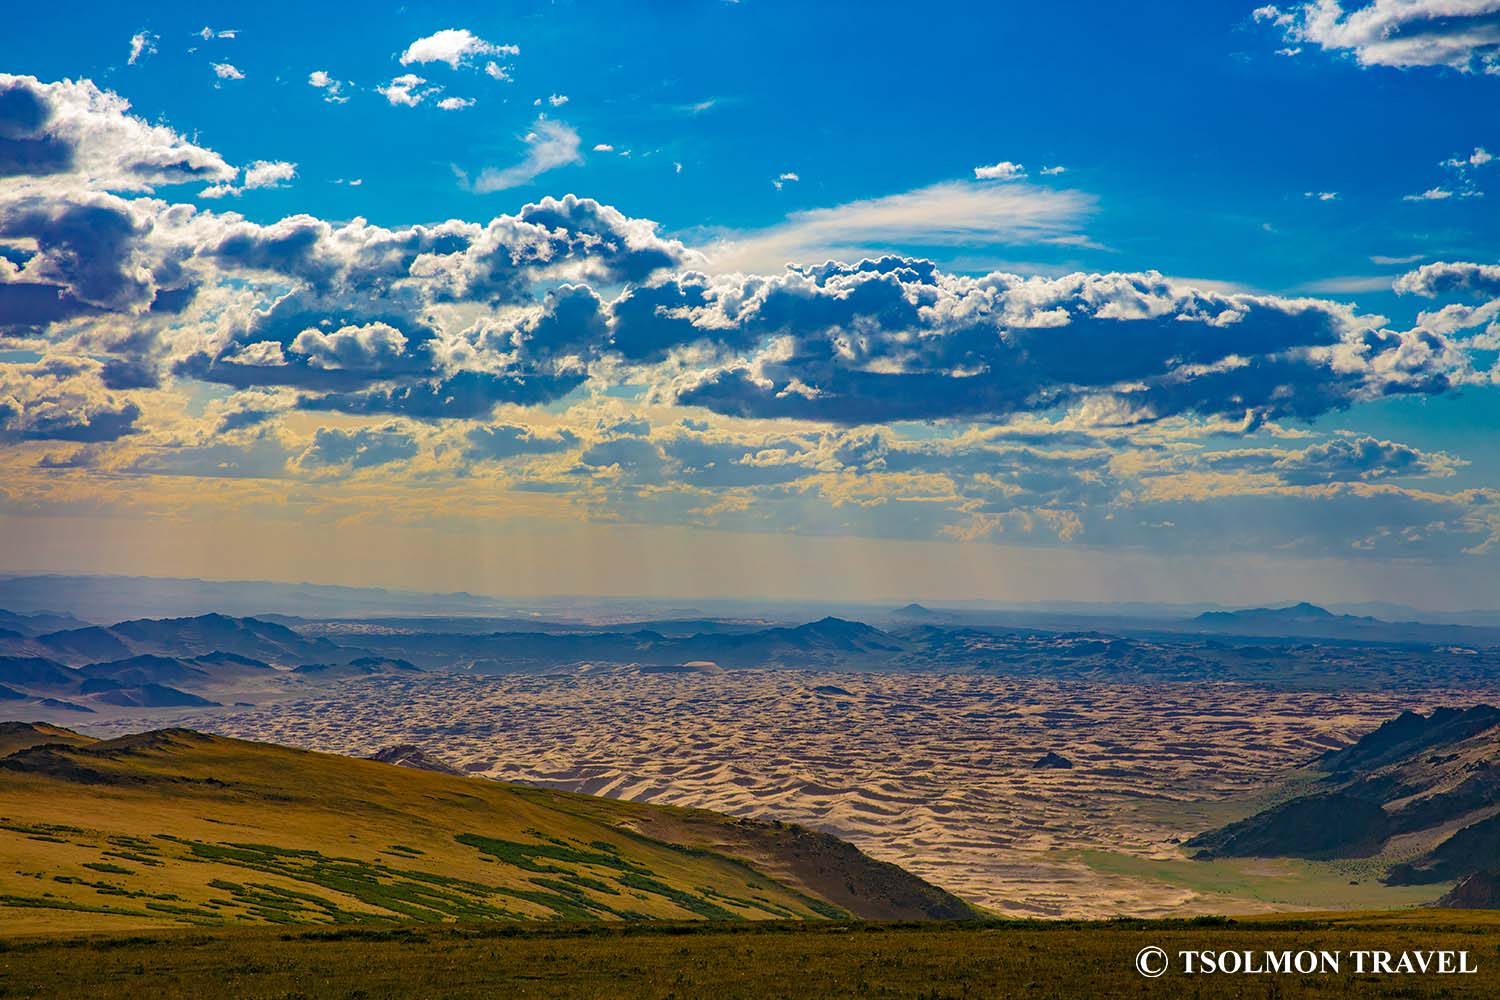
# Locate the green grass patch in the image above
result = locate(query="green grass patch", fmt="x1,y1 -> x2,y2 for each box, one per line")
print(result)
1076,850 -> 1452,910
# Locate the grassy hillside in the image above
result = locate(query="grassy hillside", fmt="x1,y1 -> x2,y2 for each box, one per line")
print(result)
0,724 -> 977,933
0,721 -> 95,757
2,914 -> 1499,999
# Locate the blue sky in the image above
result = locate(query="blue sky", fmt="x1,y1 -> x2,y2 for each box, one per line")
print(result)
1,2 -> 1498,606
9,1 -> 1496,295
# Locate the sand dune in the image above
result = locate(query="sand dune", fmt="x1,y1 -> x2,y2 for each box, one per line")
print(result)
81,670 -> 1492,916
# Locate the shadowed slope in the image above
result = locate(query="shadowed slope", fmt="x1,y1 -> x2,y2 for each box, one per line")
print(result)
1188,706 -> 1500,892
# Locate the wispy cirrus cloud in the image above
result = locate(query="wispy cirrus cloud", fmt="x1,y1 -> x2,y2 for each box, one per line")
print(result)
126,31 -> 156,66
1299,274 -> 1396,293
701,180 -> 1097,272
1403,187 -> 1458,202
463,118 -> 582,192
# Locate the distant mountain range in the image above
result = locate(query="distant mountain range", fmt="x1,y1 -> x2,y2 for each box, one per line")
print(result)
0,613 -> 352,668
1190,602 -> 1500,645
0,613 -> 379,714
4,600 -> 1500,720
333,615 -> 906,672
1197,601 -> 1338,623
0,608 -> 92,637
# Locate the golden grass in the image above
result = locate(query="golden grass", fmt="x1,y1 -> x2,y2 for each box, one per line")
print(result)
0,731 -> 849,932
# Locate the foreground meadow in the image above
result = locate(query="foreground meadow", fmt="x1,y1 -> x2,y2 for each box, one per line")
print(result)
3,914 -> 1500,999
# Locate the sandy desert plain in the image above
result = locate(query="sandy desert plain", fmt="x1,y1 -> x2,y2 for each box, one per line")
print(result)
73,668 -> 1496,918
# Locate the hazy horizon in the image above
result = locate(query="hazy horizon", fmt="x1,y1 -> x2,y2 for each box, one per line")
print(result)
2,565 -> 1498,620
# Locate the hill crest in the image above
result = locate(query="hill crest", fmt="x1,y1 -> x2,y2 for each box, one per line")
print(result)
0,725 -> 978,931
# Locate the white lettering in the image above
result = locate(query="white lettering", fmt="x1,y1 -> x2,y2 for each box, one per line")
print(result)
1155,947 -> 1473,977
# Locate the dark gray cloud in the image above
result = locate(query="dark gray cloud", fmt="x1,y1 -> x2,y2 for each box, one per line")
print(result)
1275,436 -> 1455,484
0,358 -> 141,442
0,193 -> 154,311
215,407 -> 277,434
664,434 -> 811,488
177,201 -> 685,412
578,436 -> 667,478
98,357 -> 161,390
299,370 -> 586,420
608,272 -> 726,361
651,260 -> 1470,425
466,284 -> 609,364
14,399 -> 139,441
1199,435 -> 1457,485
516,196 -> 687,284
0,282 -> 100,330
2,71 -> 1480,437
0,78 -> 73,177
301,423 -> 419,469
464,423 -> 579,462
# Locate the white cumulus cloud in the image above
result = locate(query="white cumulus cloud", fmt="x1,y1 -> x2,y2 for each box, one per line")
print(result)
974,161 -> 1026,181
243,160 -> 296,189
308,70 -> 349,104
378,74 -> 436,107
1256,1 -> 1500,73
199,159 -> 297,199
400,28 -> 518,69
1444,146 -> 1494,169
